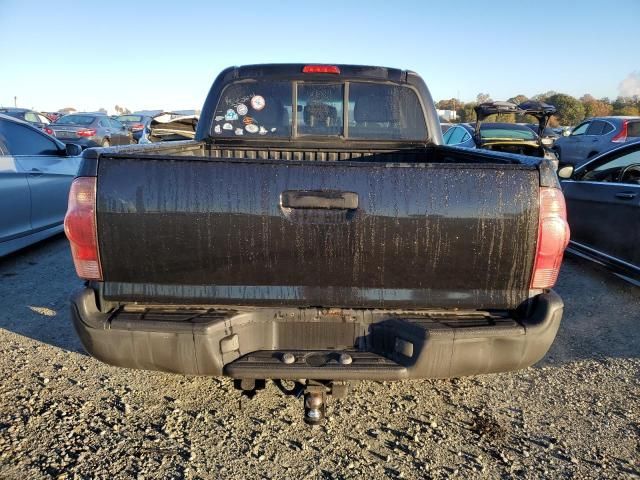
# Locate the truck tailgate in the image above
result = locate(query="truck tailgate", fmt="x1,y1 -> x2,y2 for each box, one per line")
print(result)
96,156 -> 539,309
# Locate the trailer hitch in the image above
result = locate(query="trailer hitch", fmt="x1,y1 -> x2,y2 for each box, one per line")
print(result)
234,378 -> 351,425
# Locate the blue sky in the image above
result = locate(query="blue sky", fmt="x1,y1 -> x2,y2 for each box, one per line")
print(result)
1,0 -> 638,113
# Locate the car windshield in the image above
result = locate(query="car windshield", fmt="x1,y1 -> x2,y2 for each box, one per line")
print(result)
54,115 -> 95,126
117,115 -> 143,123
480,124 -> 537,141
212,80 -> 427,141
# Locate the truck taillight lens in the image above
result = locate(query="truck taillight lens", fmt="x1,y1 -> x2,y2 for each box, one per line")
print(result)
530,187 -> 570,289
64,177 -> 102,280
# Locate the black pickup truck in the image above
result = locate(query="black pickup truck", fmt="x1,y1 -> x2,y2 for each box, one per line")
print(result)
65,64 -> 569,424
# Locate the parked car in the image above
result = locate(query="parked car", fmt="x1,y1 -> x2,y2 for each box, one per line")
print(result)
114,114 -> 152,143
443,122 -> 557,161
0,114 -> 82,256
137,112 -> 199,143
49,113 -> 133,148
559,141 -> 640,283
553,116 -> 640,167
522,123 -> 560,146
442,101 -> 558,165
440,121 -> 453,133
0,108 -> 51,132
41,112 -> 64,123
66,64 -> 568,425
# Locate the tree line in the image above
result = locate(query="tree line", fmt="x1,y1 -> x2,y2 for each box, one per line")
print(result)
437,93 -> 640,126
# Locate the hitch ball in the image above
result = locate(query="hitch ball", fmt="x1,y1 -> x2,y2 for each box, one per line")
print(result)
304,391 -> 326,425
282,352 -> 296,364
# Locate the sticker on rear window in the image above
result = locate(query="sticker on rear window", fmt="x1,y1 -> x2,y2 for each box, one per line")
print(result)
251,95 -> 265,111
236,104 -> 248,116
225,109 -> 238,121
245,124 -> 259,134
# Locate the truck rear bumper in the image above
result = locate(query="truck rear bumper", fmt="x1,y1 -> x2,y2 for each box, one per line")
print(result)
71,289 -> 563,381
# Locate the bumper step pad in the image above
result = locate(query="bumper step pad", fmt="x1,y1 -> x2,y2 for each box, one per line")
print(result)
225,350 -> 406,381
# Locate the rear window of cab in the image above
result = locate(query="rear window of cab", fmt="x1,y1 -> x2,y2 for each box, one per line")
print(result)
211,80 -> 427,141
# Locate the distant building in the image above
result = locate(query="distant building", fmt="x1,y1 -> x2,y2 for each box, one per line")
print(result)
437,109 -> 457,121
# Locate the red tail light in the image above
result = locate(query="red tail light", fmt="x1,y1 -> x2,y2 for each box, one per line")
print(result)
44,127 -> 54,135
64,177 -> 102,280
530,187 -> 570,289
611,121 -> 628,143
302,65 -> 341,74
76,128 -> 97,137
130,123 -> 144,131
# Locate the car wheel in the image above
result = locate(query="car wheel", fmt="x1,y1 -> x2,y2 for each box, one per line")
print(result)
102,139 -> 110,148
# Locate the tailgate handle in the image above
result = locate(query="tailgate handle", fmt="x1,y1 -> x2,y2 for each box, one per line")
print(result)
281,190 -> 358,210
615,191 -> 637,199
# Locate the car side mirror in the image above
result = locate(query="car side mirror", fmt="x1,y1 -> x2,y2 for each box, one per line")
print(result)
65,143 -> 83,156
557,164 -> 574,179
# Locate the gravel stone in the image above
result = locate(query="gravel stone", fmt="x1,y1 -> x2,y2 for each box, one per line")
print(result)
0,237 -> 638,480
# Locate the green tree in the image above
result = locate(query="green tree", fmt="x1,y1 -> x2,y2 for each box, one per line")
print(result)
531,91 -> 557,102
579,94 -> 612,118
617,105 -> 640,116
612,96 -> 640,115
436,98 -> 461,111
546,93 -> 585,126
508,94 -> 528,105
461,103 -> 477,122
476,93 -> 492,104
583,100 -> 613,118
492,113 -> 516,123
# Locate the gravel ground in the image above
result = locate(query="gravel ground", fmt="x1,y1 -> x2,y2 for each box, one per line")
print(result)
0,234 -> 638,479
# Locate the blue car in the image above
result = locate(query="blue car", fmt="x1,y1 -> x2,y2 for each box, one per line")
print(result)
554,116 -> 640,167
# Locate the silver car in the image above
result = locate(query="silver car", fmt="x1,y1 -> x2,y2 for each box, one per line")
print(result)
0,114 -> 82,256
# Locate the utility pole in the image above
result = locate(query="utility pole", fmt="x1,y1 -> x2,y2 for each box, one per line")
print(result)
14,96 -> 17,107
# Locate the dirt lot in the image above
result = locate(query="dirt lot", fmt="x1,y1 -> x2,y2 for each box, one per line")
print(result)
0,234 -> 638,480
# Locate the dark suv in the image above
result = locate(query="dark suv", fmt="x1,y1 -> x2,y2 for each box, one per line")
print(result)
554,116 -> 640,166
